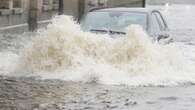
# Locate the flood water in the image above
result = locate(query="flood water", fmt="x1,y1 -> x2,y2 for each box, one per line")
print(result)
0,4 -> 195,110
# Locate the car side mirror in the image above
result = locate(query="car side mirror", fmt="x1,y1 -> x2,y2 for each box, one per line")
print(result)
157,32 -> 170,41
157,32 -> 173,44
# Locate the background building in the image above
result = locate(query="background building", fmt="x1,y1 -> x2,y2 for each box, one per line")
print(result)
147,0 -> 195,5
0,0 -> 145,28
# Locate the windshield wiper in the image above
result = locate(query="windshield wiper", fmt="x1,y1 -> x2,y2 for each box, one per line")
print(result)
109,30 -> 126,35
90,29 -> 108,33
90,29 -> 126,35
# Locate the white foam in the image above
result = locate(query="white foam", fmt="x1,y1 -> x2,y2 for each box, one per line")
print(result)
0,52 -> 19,75
12,15 -> 195,86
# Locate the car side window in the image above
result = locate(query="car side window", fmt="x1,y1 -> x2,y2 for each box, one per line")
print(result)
152,12 -> 166,31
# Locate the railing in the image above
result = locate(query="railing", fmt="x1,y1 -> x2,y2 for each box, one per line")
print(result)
0,20 -> 51,31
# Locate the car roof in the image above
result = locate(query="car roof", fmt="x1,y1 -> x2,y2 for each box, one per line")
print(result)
90,7 -> 155,14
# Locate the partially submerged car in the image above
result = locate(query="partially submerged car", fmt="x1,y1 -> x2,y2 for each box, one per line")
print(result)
81,7 -> 173,43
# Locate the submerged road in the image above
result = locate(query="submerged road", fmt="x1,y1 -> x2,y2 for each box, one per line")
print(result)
0,4 -> 195,110
1,76 -> 195,110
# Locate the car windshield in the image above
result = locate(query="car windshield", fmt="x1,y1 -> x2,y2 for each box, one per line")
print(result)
81,11 -> 147,32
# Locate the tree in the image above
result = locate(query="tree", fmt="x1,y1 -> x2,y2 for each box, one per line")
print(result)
28,0 -> 38,31
143,0 -> 146,7
58,0 -> 64,15
78,0 -> 85,21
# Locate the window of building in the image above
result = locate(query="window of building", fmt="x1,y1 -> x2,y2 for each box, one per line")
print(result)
0,0 -> 10,9
0,0 -> 22,9
13,0 -> 22,8
43,0 -> 53,11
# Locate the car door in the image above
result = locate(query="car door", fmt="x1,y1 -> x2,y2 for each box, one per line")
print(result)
151,11 -> 170,41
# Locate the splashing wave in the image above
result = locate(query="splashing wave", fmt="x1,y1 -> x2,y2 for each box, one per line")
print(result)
15,15 -> 195,86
